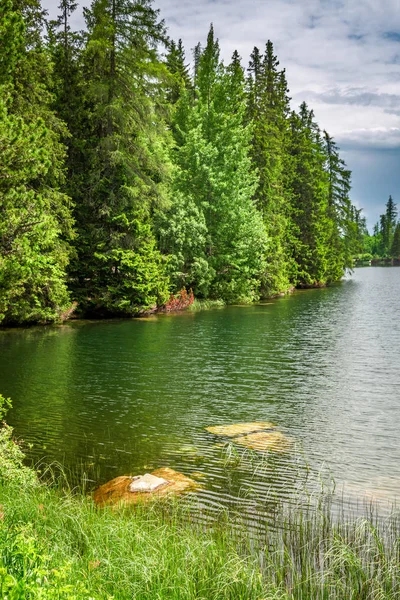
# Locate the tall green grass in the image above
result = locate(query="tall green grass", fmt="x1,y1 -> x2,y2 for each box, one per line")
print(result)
188,298 -> 226,311
1,394 -> 399,599
0,478 -> 399,599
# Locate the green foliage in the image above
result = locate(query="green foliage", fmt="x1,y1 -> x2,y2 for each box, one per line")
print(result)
247,41 -> 294,296
323,130 -> 362,272
0,524 -> 89,598
362,197 -> 399,260
283,104 -> 362,286
0,471 -> 399,598
46,1 -> 83,147
0,0 -> 73,326
0,395 -> 11,422
165,38 -> 191,104
157,187 -> 212,296
0,0 -> 25,85
0,395 -> 37,487
382,195 -> 398,255
286,104 -> 332,285
391,223 -> 400,258
162,27 -> 267,302
0,97 -> 72,325
1,3 -> 369,325
65,0 -> 171,315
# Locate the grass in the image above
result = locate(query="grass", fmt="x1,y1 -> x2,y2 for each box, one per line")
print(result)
0,482 -> 267,599
1,395 -> 399,599
0,476 -> 399,599
188,298 -> 226,311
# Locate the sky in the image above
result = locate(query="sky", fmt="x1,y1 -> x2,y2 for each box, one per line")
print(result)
42,0 -> 400,229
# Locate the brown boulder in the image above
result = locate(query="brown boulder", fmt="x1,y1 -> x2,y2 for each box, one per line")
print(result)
93,467 -> 199,507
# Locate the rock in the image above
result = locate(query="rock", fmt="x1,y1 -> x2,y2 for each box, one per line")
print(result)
189,471 -> 207,480
93,467 -> 199,507
206,422 -> 276,437
206,422 -> 290,453
129,473 -> 169,493
233,430 -> 290,452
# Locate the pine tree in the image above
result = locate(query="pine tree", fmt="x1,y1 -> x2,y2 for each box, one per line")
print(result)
247,41 -> 294,295
391,223 -> 400,259
286,103 -> 334,285
165,38 -> 191,104
0,0 -> 73,325
67,0 -> 172,315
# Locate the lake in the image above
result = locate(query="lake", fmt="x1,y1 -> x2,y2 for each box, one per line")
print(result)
1,267 -> 399,511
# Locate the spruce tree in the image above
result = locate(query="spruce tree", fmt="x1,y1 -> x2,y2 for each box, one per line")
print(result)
370,196 -> 398,257
46,1 -> 82,140
367,199 -> 398,259
323,130 -> 360,270
382,196 -> 397,255
286,103 -> 335,285
247,41 -> 294,295
165,38 -> 191,104
0,0 -> 73,325
67,0 -> 172,315
391,223 -> 400,259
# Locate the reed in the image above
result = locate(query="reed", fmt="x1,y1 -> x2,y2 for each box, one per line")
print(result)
0,476 -> 399,599
188,298 -> 226,311
1,396 -> 399,599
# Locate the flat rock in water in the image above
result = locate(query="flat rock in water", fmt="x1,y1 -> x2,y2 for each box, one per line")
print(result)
93,467 -> 199,507
234,430 -> 290,452
206,422 -> 276,437
206,422 -> 290,453
129,473 -> 169,493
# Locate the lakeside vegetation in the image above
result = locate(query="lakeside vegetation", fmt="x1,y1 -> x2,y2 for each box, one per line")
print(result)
0,0 -> 366,327
358,196 -> 400,265
1,395 -> 400,599
2,1 -> 400,597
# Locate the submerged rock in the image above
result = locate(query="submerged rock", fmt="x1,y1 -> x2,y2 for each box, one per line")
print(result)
206,421 -> 290,453
234,430 -> 290,452
206,422 -> 276,437
93,467 -> 199,507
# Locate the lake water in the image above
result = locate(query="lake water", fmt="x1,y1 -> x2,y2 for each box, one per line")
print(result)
1,268 -> 399,512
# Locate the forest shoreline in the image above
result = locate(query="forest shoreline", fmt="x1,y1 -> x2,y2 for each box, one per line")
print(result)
1,1 -> 365,329
0,283 -> 317,328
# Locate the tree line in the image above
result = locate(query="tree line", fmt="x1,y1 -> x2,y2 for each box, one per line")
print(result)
0,0 -> 364,325
360,196 -> 400,261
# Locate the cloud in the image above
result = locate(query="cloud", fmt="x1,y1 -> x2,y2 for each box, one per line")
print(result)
339,127 -> 400,150
301,87 -> 400,116
383,31 -> 400,42
40,0 -> 400,225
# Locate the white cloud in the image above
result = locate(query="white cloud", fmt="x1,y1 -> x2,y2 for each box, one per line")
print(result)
41,0 -> 400,223
340,127 -> 400,149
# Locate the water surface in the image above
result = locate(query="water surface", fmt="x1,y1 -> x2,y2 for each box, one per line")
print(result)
1,268 -> 399,510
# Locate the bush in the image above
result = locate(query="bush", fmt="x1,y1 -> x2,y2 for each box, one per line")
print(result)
0,395 -> 37,488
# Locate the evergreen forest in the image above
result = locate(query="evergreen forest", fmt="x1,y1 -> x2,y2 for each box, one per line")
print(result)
0,0 -> 366,326
361,196 -> 400,262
